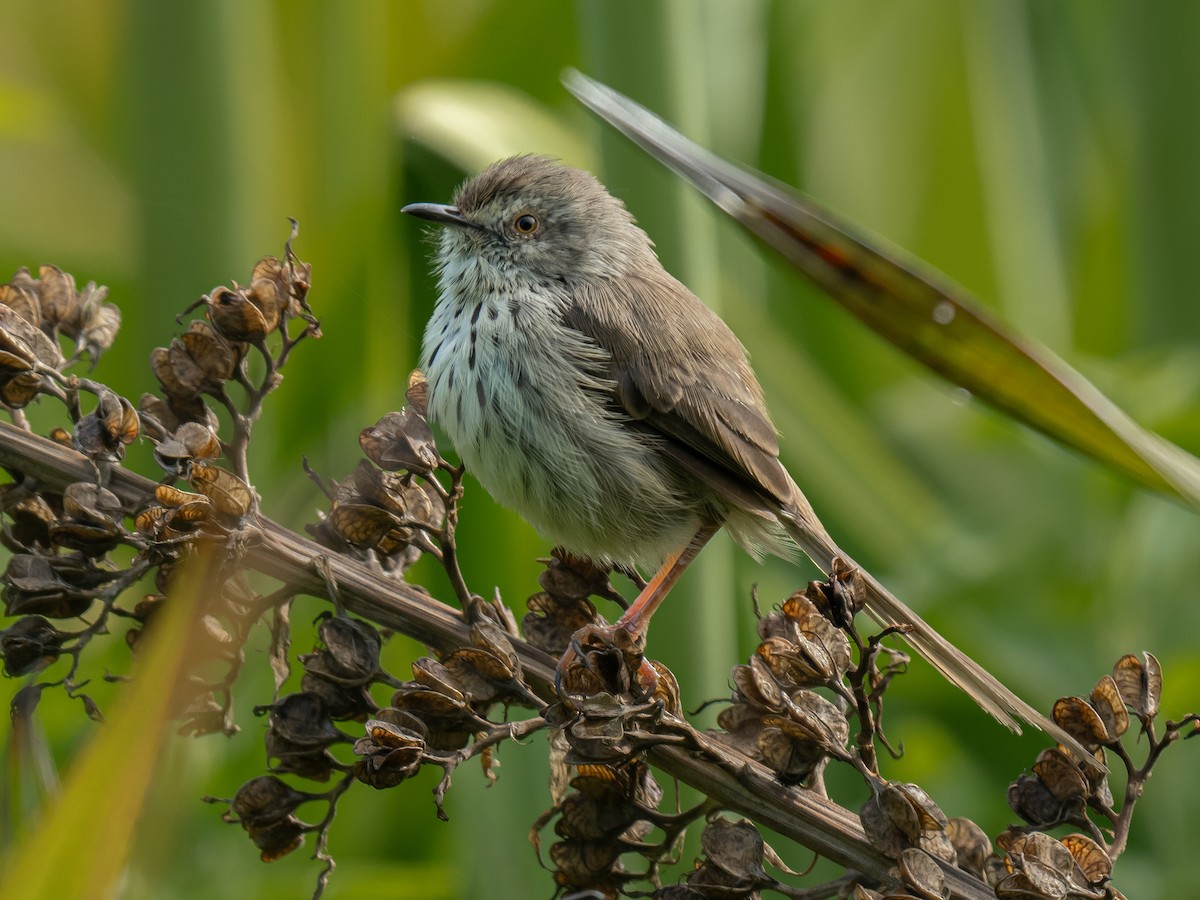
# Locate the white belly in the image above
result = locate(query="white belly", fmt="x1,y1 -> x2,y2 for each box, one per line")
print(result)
420,277 -> 700,569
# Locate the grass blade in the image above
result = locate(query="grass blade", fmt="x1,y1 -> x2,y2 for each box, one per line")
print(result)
563,69 -> 1200,509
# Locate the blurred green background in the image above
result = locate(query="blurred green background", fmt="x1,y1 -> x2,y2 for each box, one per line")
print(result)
2,0 -> 1198,897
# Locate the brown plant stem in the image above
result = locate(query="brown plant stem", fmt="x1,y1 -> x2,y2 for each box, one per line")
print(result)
0,421 -> 996,900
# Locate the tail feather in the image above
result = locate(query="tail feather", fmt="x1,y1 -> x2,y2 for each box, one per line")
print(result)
777,495 -> 1097,766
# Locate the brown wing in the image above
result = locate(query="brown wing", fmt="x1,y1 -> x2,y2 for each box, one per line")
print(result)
563,266 -> 794,515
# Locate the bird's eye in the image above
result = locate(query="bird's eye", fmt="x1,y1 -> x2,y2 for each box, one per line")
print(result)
513,213 -> 539,235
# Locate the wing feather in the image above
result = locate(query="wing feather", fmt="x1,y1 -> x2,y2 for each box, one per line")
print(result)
562,268 -> 794,512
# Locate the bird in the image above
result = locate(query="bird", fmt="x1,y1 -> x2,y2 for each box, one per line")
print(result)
403,154 -> 1065,743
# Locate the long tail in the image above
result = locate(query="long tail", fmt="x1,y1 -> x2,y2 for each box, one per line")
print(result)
776,486 -> 1094,763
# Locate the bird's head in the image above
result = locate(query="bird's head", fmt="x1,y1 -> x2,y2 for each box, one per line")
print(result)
403,155 -> 655,284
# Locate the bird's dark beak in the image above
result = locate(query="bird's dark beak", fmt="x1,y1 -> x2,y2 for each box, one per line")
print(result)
402,202 -> 477,229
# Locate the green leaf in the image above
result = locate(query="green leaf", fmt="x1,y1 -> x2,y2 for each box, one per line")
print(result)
395,79 -> 591,173
0,563 -> 206,898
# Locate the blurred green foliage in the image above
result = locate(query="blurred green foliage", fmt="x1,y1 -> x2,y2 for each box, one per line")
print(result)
1,1 -> 1198,898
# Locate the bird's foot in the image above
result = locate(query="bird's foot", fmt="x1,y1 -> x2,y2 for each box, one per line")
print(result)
554,622 -> 657,700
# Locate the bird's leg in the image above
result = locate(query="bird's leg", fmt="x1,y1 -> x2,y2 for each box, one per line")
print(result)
556,523 -> 719,696
615,522 -> 719,638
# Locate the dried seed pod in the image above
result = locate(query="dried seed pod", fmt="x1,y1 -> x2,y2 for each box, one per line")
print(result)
250,257 -> 285,301
548,838 -> 622,885
49,518 -> 123,556
62,482 -> 123,525
189,464 -> 253,519
0,279 -> 42,327
995,832 -> 1080,899
134,506 -> 171,537
172,498 -> 214,526
0,615 -> 67,676
353,716 -> 428,789
805,556 -> 867,627
327,502 -> 402,550
755,720 -> 830,784
405,368 -> 428,416
389,684 -> 480,750
359,408 -> 438,474
1031,746 -> 1089,804
348,461 -> 443,542
558,696 -> 652,764
33,265 -> 75,330
469,619 -> 520,666
1051,696 -> 1112,748
0,303 -> 61,406
159,320 -> 240,398
151,345 -> 189,397
1089,674 -> 1129,741
3,490 -> 56,547
441,645 -> 514,694
785,689 -> 849,748
700,818 -> 769,885
756,633 -> 836,689
206,285 -> 276,342
71,417 -> 109,461
1058,833 -> 1112,887
897,847 -> 949,900
229,775 -> 309,862
0,373 -> 40,408
441,630 -> 538,708
861,782 -> 951,861
774,590 -> 822,629
2,587 -> 91,620
521,592 -> 601,655
52,486 -> 125,554
537,549 -> 615,601
766,591 -> 854,678
263,692 -> 346,753
554,784 -> 640,841
60,281 -> 121,362
165,338 -> 210,394
22,266 -> 123,363
410,657 -> 466,701
155,484 -> 202,508
0,347 -> 34,378
2,554 -> 92,618
945,817 -> 991,880
262,721 -> 340,775
180,320 -> 240,381
300,671 -> 378,721
98,389 -> 138,444
246,275 -> 286,326
250,253 -> 310,317
993,871 -> 1059,899
298,616 -> 382,687
732,654 -> 784,711
1111,652 -> 1161,722
152,421 -> 222,473
645,660 -> 681,716
231,774 -> 309,825
1007,774 -> 1067,827
73,390 -> 138,462
555,624 -> 645,701
138,393 -> 176,442
716,700 -> 767,751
